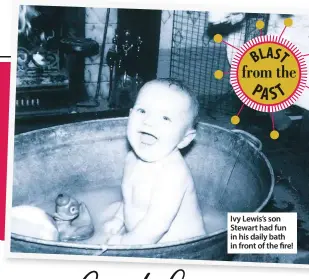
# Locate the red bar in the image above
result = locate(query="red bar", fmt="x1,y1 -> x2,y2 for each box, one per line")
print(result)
0,62 -> 10,240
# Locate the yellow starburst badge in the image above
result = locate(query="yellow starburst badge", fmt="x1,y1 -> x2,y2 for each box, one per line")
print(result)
214,18 -> 309,139
230,36 -> 307,112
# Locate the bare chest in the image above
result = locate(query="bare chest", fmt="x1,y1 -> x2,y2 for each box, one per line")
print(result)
123,162 -> 160,208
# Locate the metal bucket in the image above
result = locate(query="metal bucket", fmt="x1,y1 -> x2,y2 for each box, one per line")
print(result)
10,117 -> 274,260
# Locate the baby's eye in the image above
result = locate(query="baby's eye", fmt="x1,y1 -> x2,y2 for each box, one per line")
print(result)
163,116 -> 171,122
136,108 -> 145,114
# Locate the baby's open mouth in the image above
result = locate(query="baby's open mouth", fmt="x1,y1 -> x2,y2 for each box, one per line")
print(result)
140,131 -> 158,145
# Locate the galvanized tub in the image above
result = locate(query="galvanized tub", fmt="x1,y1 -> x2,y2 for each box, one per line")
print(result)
10,117 -> 274,261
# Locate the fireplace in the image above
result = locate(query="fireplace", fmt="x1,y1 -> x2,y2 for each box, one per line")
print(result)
16,5 -> 87,116
15,6 -> 162,120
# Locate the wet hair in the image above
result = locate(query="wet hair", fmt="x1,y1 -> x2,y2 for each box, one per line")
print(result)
145,78 -> 200,128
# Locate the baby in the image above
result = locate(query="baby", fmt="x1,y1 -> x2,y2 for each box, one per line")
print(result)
103,78 -> 206,245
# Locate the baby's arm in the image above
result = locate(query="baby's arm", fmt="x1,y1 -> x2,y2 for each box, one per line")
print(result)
102,151 -> 135,237
108,171 -> 187,245
102,202 -> 125,236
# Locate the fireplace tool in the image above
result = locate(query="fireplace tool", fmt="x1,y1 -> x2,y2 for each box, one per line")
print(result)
75,8 -> 111,107
108,30 -> 144,108
106,34 -> 120,104
134,36 -> 144,100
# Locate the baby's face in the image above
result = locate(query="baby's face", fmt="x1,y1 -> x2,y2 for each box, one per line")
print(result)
127,82 -> 195,162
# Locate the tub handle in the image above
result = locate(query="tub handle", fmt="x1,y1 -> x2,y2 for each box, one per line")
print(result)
231,129 -> 262,151
93,245 -> 108,256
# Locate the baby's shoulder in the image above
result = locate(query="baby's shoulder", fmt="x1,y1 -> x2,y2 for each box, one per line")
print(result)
160,156 -> 194,187
122,151 -> 137,177
167,154 -> 191,173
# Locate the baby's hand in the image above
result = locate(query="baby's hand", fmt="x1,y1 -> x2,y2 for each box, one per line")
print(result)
107,234 -> 123,245
102,217 -> 124,236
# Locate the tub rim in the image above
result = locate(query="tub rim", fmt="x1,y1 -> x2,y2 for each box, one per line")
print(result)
11,116 -> 275,252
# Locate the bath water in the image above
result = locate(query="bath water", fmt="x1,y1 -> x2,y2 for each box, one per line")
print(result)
36,185 -> 227,245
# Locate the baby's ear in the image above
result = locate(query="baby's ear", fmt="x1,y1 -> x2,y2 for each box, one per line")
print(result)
177,129 -> 196,149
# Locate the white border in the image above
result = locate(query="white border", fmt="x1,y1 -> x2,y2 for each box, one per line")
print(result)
5,0 -> 309,270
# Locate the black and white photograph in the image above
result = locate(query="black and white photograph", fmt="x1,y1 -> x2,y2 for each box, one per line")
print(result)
6,3 -> 309,266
